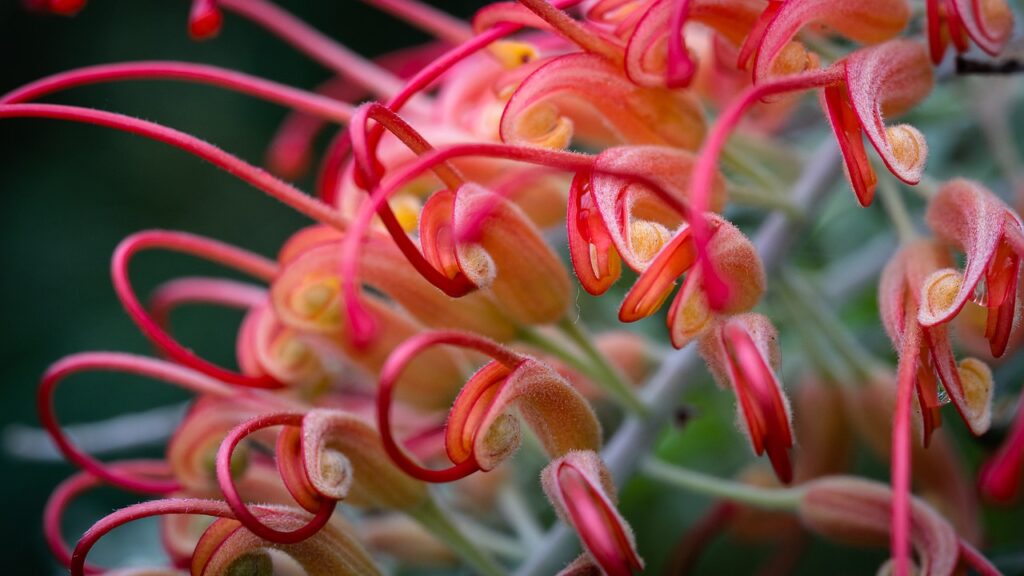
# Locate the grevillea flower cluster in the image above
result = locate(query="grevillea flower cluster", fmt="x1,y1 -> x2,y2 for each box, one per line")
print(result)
6,0 -> 1024,574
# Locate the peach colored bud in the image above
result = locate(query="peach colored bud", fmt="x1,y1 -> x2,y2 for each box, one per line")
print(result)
279,410 -> 428,512
452,183 -> 572,325
359,514 -> 456,568
798,477 -> 958,576
501,53 -> 706,150
447,359 -> 602,471
273,233 -> 517,342
542,451 -> 644,576
379,333 -> 601,483
191,505 -> 381,576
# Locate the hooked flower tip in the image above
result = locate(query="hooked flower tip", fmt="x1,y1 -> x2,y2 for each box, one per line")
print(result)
542,451 -> 644,576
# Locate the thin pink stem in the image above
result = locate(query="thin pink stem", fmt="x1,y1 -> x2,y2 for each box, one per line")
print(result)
70,498 -> 235,576
516,0 -> 624,63
666,0 -> 696,87
958,540 -> 1002,576
361,0 -> 473,44
113,230 -> 280,388
891,330 -> 920,576
149,276 -> 267,328
216,412 -> 337,544
0,61 -> 354,122
377,331 -> 522,482
37,352 -> 237,494
689,65 -> 844,310
0,103 -> 347,228
44,460 -> 171,573
216,0 -> 407,101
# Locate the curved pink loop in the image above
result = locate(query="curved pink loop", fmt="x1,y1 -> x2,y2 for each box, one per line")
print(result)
37,352 -> 237,494
216,412 -> 338,544
44,460 -> 172,574
112,230 -> 282,389
377,331 -> 522,483
70,498 -> 235,576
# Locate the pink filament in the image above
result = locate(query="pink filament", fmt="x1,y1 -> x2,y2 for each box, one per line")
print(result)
958,539 -> 1002,576
689,65 -> 844,310
71,498 -> 236,576
37,352 -> 237,494
216,412 -> 338,544
891,330 -> 920,576
377,331 -> 522,483
214,0 -> 407,101
0,61 -> 354,123
44,460 -> 171,573
666,0 -> 697,87
112,230 -> 281,388
0,103 -> 347,228
148,277 -> 267,328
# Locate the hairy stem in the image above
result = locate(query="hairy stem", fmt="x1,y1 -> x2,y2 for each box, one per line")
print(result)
641,458 -> 804,510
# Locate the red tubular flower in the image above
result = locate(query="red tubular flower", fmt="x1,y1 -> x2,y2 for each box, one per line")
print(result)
920,179 -> 1024,358
621,216 -> 765,348
737,0 -> 911,83
821,40 -> 933,207
880,240 -> 996,576
699,313 -> 794,483
926,0 -> 1014,64
377,331 -> 602,483
979,396 -> 1024,503
541,451 -> 644,576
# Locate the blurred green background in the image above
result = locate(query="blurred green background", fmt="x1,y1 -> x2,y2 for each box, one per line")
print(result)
1,1 -> 1023,575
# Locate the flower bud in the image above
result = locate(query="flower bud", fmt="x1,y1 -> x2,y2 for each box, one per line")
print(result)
191,505 -> 381,576
541,451 -> 644,576
500,53 -> 705,150
824,40 -> 933,206
450,183 -> 572,325
379,332 -> 601,482
699,314 -> 793,483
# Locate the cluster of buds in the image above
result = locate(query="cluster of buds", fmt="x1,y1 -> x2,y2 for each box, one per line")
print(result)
7,0 -> 1024,574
